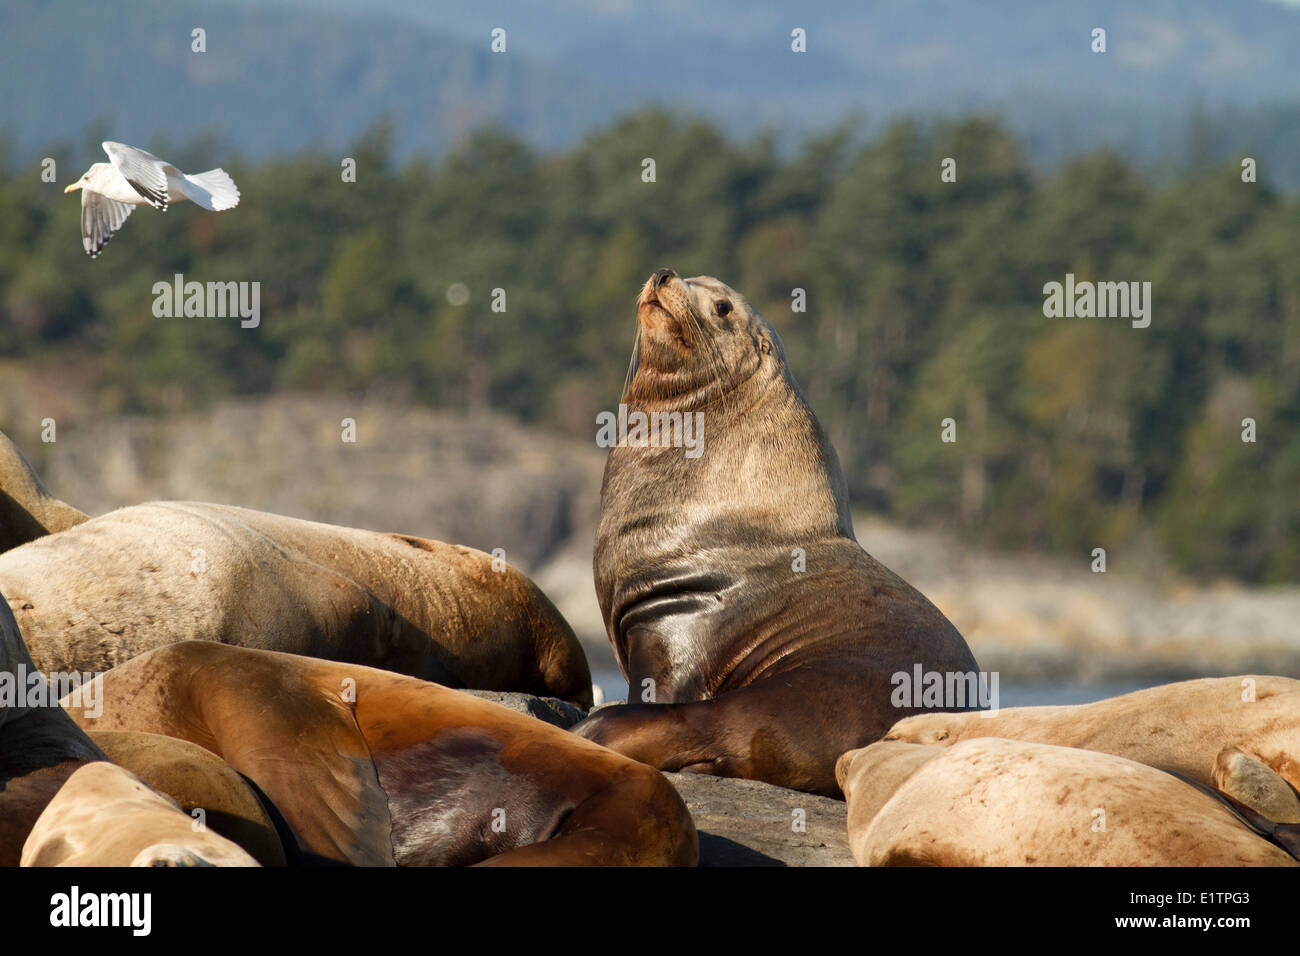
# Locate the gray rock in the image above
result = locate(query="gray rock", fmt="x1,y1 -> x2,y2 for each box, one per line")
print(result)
461,690 -> 588,729
664,772 -> 854,867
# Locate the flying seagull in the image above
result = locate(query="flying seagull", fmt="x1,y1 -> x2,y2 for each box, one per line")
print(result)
64,141 -> 240,257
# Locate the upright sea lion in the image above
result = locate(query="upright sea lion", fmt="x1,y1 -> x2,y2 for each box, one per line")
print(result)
836,738 -> 1298,866
0,500 -> 592,707
883,676 -> 1300,823
0,429 -> 87,553
64,641 -> 698,867
571,270 -> 978,794
22,761 -> 258,867
0,590 -> 106,866
88,730 -> 287,866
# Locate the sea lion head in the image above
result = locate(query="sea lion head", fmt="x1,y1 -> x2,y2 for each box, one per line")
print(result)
131,844 -> 218,867
604,266 -> 855,545
882,711 -> 960,745
836,740 -> 947,835
628,268 -> 785,406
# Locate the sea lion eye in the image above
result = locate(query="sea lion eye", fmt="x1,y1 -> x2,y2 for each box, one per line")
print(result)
715,300 -> 732,317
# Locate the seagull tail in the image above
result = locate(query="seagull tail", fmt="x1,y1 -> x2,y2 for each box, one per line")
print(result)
177,168 -> 241,211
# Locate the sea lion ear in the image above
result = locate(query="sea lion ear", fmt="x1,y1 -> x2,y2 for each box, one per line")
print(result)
759,338 -> 772,355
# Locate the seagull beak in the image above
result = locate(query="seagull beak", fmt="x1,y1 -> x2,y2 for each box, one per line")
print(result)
64,183 -> 81,193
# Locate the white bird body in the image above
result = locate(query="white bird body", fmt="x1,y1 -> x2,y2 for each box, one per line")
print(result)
65,142 -> 240,257
76,163 -> 150,204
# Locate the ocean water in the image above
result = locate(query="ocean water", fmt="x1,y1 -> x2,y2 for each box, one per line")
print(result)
996,679 -> 1164,708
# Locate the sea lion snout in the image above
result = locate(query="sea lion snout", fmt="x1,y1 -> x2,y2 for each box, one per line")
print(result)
635,270 -> 698,357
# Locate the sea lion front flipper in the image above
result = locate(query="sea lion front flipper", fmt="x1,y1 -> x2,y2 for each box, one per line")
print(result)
65,643 -> 395,866
473,764 -> 698,867
170,650 -> 395,867
1212,745 -> 1300,824
572,662 -> 882,796
211,710 -> 393,867
1163,767 -> 1300,861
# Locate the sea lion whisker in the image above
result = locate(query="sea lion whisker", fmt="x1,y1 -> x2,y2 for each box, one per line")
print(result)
621,324 -> 642,403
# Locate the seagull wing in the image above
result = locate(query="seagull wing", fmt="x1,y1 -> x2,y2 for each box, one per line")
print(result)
81,190 -> 135,258
102,141 -> 175,210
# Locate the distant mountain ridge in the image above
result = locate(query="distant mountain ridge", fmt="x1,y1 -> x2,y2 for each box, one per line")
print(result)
0,0 -> 644,162
5,0 -> 1300,184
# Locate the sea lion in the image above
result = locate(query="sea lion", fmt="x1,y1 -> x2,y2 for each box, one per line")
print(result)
0,590 -> 106,866
571,270 -> 979,794
63,641 -> 698,867
22,761 -> 258,867
87,730 -> 287,866
835,738 -> 1298,866
883,676 -> 1300,823
0,429 -> 87,553
0,500 -> 592,707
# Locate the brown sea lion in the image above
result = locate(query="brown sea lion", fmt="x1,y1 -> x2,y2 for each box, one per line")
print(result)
571,270 -> 979,794
0,591 -> 106,866
882,676 -> 1300,823
836,738 -> 1298,866
0,429 -> 87,553
22,761 -> 259,867
0,500 -> 592,707
63,641 -> 698,867
88,730 -> 286,866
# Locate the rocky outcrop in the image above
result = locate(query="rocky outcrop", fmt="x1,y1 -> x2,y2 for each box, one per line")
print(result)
664,772 -> 853,867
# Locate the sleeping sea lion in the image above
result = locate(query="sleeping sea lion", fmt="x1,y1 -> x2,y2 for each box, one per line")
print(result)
64,641 -> 697,867
1,500 -> 592,707
836,737 -> 1298,866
